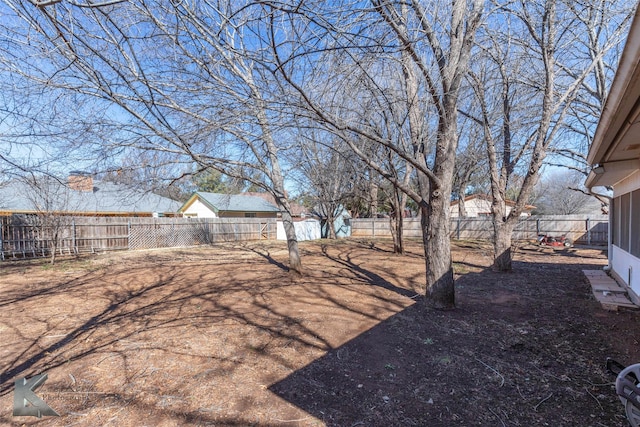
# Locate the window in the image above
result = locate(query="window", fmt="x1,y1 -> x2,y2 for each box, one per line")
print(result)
613,196 -> 619,247
632,190 -> 640,257
245,212 -> 256,218
620,193 -> 631,252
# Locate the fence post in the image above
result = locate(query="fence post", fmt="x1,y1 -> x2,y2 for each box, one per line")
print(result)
0,219 -> 3,260
456,217 -> 461,240
72,219 -> 77,253
586,218 -> 591,245
372,218 -> 375,238
536,218 -> 540,236
127,220 -> 131,250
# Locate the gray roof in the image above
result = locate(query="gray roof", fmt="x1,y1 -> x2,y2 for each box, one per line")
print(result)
192,192 -> 280,213
0,179 -> 181,214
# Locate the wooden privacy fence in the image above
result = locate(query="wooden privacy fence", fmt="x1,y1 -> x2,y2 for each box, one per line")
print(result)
0,216 -> 277,260
351,215 -> 609,245
1,214 -> 608,261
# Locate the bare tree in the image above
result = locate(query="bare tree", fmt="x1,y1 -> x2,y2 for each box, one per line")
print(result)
99,152 -> 195,201
471,0 -> 632,271
550,0 -> 633,172
337,92 -> 416,253
547,0 -> 633,211
22,175 -> 79,264
0,52 -> 87,182
268,0 -> 484,308
453,115 -> 488,217
534,170 -> 604,215
294,130 -> 361,239
2,1 -> 305,272
365,90 -> 416,254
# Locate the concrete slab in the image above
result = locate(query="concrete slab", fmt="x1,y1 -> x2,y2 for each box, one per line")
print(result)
591,283 -> 627,293
583,270 -> 639,311
582,270 -> 609,277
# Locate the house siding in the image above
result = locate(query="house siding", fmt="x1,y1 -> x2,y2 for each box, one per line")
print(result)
450,198 -> 530,218
450,199 -> 493,217
584,7 -> 640,304
610,177 -> 640,300
611,246 -> 640,304
218,211 -> 277,219
180,195 -> 279,218
182,198 -> 218,218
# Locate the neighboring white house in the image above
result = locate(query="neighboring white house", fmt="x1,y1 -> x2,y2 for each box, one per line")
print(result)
180,192 -> 324,241
179,192 -> 280,218
585,6 -> 640,304
450,194 -> 535,218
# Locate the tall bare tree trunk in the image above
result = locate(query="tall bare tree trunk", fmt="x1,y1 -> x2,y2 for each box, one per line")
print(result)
271,0 -> 483,308
491,199 -> 513,271
392,165 -> 413,254
421,197 -> 455,309
271,180 -> 302,274
255,96 -> 303,274
50,231 -> 58,265
394,214 -> 404,253
389,190 -> 404,254
369,179 -> 378,218
458,197 -> 468,217
325,206 -> 337,239
423,120 -> 457,310
400,34 -> 455,307
394,1 -> 482,308
493,221 -> 516,271
274,194 -> 303,273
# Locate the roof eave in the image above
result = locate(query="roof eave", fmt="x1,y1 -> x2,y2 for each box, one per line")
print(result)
585,159 -> 640,189
179,192 -> 219,213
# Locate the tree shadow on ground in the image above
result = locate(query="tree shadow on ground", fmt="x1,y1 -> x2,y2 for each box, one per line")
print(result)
0,241 -> 422,425
236,242 -> 291,272
319,243 -> 419,299
270,256 -> 631,427
0,241 -> 626,426
0,263 -> 336,396
516,243 -> 608,260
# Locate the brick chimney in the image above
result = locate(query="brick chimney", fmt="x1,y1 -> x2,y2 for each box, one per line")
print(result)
68,171 -> 94,192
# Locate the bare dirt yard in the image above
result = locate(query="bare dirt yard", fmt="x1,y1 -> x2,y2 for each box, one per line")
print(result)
0,239 -> 638,426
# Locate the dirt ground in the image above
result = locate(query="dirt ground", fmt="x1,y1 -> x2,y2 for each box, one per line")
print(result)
0,239 -> 638,426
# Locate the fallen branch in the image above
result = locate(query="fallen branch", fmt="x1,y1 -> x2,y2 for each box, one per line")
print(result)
534,393 -> 553,411
584,386 -> 604,411
475,357 -> 505,387
488,408 -> 506,427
